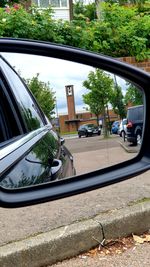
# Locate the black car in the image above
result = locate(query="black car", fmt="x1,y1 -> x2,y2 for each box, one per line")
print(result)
78,124 -> 101,138
126,105 -> 144,145
0,55 -> 75,188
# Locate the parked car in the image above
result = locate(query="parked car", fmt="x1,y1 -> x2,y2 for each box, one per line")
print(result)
78,124 -> 101,138
126,105 -> 144,145
111,121 -> 120,134
0,55 -> 75,188
118,118 -> 127,140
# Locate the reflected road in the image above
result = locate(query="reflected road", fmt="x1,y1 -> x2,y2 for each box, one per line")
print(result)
65,135 -> 136,175
65,135 -> 121,153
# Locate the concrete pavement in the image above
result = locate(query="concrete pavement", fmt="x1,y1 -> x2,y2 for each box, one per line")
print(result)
50,242 -> 150,267
0,138 -> 150,267
0,199 -> 150,267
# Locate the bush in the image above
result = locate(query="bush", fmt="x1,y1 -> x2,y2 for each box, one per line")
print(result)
0,3 -> 150,60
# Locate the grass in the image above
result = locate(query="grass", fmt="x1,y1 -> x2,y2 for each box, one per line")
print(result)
128,197 -> 150,206
60,131 -> 78,135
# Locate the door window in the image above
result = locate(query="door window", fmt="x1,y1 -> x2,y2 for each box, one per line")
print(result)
1,58 -> 45,132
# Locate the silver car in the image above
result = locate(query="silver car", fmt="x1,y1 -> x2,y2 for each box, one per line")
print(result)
118,118 -> 127,140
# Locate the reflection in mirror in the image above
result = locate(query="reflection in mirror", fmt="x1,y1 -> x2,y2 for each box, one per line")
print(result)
0,53 -> 144,188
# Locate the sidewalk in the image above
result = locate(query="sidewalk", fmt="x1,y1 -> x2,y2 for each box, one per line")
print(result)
119,139 -> 140,153
0,141 -> 150,267
0,200 -> 150,267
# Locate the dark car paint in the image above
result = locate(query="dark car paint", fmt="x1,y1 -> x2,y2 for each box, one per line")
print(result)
127,105 -> 144,145
0,54 -> 75,189
78,124 -> 101,137
1,39 -> 150,208
0,131 -> 74,189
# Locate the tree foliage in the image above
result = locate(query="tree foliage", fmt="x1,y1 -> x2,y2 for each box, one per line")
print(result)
111,81 -> 126,119
105,0 -> 146,6
124,83 -> 143,105
73,1 -> 97,21
83,69 -> 114,136
25,74 -> 56,119
0,1 -> 20,7
0,3 -> 150,60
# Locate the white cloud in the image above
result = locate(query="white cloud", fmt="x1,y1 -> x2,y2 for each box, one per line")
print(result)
2,53 -> 128,115
3,53 -> 94,114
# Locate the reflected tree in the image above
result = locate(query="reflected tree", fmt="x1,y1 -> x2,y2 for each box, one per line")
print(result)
1,171 -> 52,189
25,74 -> 56,120
31,133 -> 59,165
23,107 -> 41,131
83,69 -> 114,136
111,80 -> 126,119
124,83 -> 143,106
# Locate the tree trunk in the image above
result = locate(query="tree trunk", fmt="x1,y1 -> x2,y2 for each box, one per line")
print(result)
103,108 -> 108,138
96,115 -> 99,126
106,104 -> 111,134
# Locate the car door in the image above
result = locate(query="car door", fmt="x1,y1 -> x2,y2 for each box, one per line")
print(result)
0,56 -> 74,188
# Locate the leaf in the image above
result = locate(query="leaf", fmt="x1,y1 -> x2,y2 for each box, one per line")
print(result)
133,234 -> 150,244
133,234 -> 145,244
145,234 -> 150,242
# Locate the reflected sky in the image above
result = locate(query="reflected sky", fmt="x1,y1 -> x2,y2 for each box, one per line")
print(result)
2,53 -> 127,114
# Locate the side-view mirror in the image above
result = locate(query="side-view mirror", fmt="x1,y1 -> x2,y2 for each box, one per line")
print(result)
0,38 -> 150,208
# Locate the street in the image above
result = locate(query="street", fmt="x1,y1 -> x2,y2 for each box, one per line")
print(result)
65,135 -> 121,153
65,135 -> 136,174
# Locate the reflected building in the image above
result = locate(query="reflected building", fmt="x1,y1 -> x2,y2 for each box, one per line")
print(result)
59,85 -> 120,133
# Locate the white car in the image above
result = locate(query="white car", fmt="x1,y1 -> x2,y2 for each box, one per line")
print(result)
118,118 -> 127,140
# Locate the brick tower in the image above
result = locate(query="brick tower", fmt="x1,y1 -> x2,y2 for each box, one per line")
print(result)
65,85 -> 76,120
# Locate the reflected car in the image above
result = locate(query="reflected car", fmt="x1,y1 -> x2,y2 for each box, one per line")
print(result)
111,121 -> 120,134
0,55 -> 75,188
127,105 -> 144,145
78,124 -> 101,138
118,118 -> 127,140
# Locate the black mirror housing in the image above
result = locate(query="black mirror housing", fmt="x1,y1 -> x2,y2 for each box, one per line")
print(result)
0,38 -> 150,208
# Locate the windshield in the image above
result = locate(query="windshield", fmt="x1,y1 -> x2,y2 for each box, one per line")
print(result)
87,124 -> 95,128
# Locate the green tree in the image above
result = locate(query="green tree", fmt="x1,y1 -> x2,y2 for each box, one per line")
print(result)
0,3 -> 150,60
0,1 -> 25,7
73,1 -> 85,16
83,69 -> 114,136
73,1 -> 97,21
105,0 -> 146,5
124,83 -> 143,105
111,77 -> 126,119
25,74 -> 56,119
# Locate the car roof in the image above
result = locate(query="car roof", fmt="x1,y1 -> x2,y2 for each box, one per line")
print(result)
127,105 -> 143,110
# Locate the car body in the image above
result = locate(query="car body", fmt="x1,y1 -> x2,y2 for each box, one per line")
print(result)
0,55 -> 75,189
78,124 -> 101,138
111,121 -> 120,134
118,118 -> 127,140
126,105 -> 144,145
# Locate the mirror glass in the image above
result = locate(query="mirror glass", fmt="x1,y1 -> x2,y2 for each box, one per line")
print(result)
0,53 -> 144,188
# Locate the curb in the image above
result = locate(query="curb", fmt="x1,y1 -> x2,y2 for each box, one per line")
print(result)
119,141 -> 139,153
0,201 -> 150,267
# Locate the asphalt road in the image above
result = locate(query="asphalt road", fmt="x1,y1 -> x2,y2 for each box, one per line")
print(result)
0,135 -> 149,247
65,135 -> 135,174
65,135 -> 121,153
